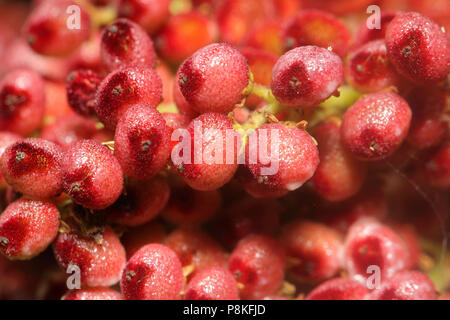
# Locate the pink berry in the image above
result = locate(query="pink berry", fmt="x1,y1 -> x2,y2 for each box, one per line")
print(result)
61,140 -> 123,210
0,68 -> 45,135
101,18 -> 156,72
177,43 -> 250,114
185,267 -> 239,300
66,69 -> 103,117
121,244 -> 184,300
53,226 -> 126,287
118,0 -> 171,34
341,92 -> 412,161
62,287 -> 123,300
95,66 -> 163,129
0,198 -> 59,260
353,11 -> 398,48
385,12 -> 450,84
0,132 -> 21,187
306,277 -> 368,300
114,104 -> 170,180
422,140 -> 450,189
121,221 -> 166,259
0,138 -> 63,198
271,46 -> 344,108
228,235 -> 286,299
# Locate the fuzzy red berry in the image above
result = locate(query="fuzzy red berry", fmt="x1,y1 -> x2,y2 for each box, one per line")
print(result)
271,46 -> 344,108
0,198 -> 59,260
120,244 -> 184,300
0,132 -> 21,188
353,11 -> 398,48
66,69 -> 103,117
237,166 -> 289,199
118,0 -> 171,34
163,113 -> 191,150
177,43 -> 250,114
172,79 -> 198,118
185,267 -> 239,300
62,287 -> 123,300
121,221 -> 166,259
306,277 -> 368,300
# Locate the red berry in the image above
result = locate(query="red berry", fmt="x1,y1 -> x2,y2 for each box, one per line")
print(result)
390,224 -> 420,270
177,43 -> 250,114
62,139 -> 123,210
353,11 -> 398,48
422,140 -> 450,189
0,132 -> 21,187
0,68 -> 45,135
114,104 -> 170,180
0,138 -> 63,198
237,166 -> 289,199
341,91 -> 412,161
120,244 -> 184,300
282,10 -> 351,58
121,221 -> 166,259
385,12 -> 450,84
172,78 -> 198,118
306,277 -> 368,300
62,287 -> 123,300
281,220 -> 343,283
244,21 -> 284,56
23,0 -> 91,56
0,198 -> 59,260
101,18 -> 156,72
301,0 -> 371,15
118,0 -> 171,34
53,226 -> 126,287
228,235 -> 286,299
369,271 -> 437,300
271,46 -> 344,108
95,66 -> 163,129
185,267 -> 239,300
66,69 -> 103,117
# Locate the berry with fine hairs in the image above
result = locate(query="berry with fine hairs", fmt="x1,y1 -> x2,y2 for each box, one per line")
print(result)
173,113 -> 239,191
341,91 -> 412,161
177,43 -> 250,114
114,104 -> 170,180
62,287 -> 123,300
344,219 -> 409,284
185,267 -> 239,300
282,10 -> 351,58
306,277 -> 368,300
0,68 -> 45,136
245,123 -> 319,192
163,112 -> 191,150
101,18 -> 156,72
53,226 -> 126,287
271,46 -> 344,108
228,235 -> 286,299
345,40 -> 399,93
66,69 -> 103,117
281,220 -> 343,283
118,0 -> 171,34
0,198 -> 59,260
310,119 -> 367,202
0,132 -> 21,187
120,244 -> 184,300
121,221 -> 166,259
23,0 -> 91,56
172,78 -> 198,119
105,176 -> 170,227
61,139 -> 123,210
95,66 -> 163,129
0,138 -> 63,198
353,11 -> 398,48
422,140 -> 450,189
369,271 -> 437,300
385,12 -> 450,85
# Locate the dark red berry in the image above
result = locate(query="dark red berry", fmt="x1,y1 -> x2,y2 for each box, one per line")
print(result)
422,140 -> 450,189
118,0 -> 171,34
0,132 -> 21,188
121,221 -> 166,259
66,69 -> 103,117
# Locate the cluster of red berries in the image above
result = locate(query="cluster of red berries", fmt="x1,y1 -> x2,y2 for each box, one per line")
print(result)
0,0 -> 449,301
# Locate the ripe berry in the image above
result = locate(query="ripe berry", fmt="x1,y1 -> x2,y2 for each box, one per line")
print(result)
282,10 -> 351,58
62,287 -> 123,300
422,140 -> 450,189
61,140 -> 123,210
105,176 -> 170,226
344,219 -> 409,284
341,92 -> 412,161
0,68 -> 45,135
281,220 -> 343,283
114,104 -> 170,180
53,226 -> 126,287
385,12 -> 450,84
101,18 -> 156,72
369,271 -> 437,300
228,235 -> 286,299
95,66 -> 163,129
0,138 -> 63,198
245,123 -> 319,192
23,0 -> 91,56
185,267 -> 239,300
177,43 -> 250,114
172,79 -> 198,118
306,277 -> 368,300
155,12 -> 218,64
244,21 -> 284,56
118,0 -> 171,34
121,221 -> 166,259
120,244 -> 184,300
310,119 -> 367,202
237,166 -> 288,199
353,11 -> 398,48
66,69 -> 103,117
0,132 -> 21,187
0,198 -> 59,260
173,113 -> 239,191
271,46 -> 344,108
